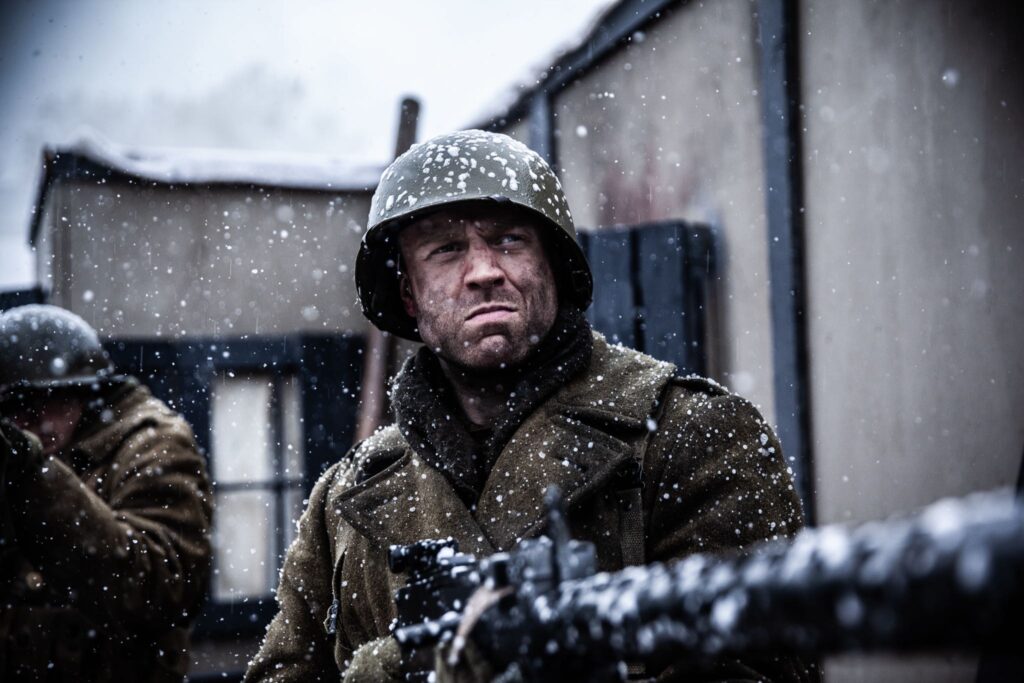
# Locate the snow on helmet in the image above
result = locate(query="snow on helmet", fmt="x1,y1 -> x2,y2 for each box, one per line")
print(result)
0,304 -> 115,403
355,129 -> 593,341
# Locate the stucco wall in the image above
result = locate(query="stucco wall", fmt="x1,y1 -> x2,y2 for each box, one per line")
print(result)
39,180 -> 371,339
801,2 -> 1024,679
801,1 -> 1024,519
552,0 -> 777,422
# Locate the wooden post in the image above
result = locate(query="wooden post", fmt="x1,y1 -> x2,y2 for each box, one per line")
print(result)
355,97 -> 420,441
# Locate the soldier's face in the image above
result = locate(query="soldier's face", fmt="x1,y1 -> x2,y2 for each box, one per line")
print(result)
398,207 -> 558,370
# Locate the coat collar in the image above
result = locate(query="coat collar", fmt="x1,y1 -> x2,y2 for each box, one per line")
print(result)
333,334 -> 675,555
333,448 -> 496,558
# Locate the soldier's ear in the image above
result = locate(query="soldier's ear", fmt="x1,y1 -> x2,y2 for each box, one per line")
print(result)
399,275 -> 418,318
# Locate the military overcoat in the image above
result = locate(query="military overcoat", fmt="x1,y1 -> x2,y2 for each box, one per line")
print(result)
0,380 -> 213,682
246,335 -> 807,681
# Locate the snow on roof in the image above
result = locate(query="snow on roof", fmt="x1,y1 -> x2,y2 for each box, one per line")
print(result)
51,133 -> 386,192
29,131 -> 386,245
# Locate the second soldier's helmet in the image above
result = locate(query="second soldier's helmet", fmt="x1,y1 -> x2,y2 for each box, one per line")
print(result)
355,129 -> 593,341
0,304 -> 115,403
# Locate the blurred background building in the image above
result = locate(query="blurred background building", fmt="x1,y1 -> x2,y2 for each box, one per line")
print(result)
2,1 -> 1023,681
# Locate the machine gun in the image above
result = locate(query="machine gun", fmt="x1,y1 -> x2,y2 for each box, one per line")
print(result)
388,488 -> 1024,681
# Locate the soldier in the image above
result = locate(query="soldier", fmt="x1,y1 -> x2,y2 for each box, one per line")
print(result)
0,304 -> 213,681
246,130 -> 816,681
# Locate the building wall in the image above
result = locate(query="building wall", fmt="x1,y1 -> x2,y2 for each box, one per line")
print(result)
33,186 -> 56,292
799,2 -> 1024,681
499,117 -> 531,146
38,180 -> 372,339
801,1 -> 1024,519
552,0 -> 778,422
510,2 -> 1022,679
544,0 -> 1023,516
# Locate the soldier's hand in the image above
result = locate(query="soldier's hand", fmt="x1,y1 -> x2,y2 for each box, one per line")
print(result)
0,417 -> 43,482
435,584 -> 519,683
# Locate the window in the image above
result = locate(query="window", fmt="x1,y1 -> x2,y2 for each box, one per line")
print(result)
104,333 -> 363,640
210,373 -> 304,602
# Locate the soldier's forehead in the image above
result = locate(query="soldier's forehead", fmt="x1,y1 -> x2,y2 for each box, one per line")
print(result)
402,207 -> 540,239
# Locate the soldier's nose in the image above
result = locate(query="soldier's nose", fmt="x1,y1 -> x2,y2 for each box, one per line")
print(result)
465,250 -> 505,289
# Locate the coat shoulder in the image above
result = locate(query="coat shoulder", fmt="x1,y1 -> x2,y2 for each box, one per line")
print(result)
656,374 -> 776,442
76,380 -> 198,465
559,333 -> 677,420
590,331 -> 677,383
328,424 -> 409,496
668,373 -> 732,398
125,386 -> 196,441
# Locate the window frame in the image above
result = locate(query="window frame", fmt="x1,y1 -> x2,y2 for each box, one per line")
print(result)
208,370 -> 304,604
105,333 -> 363,638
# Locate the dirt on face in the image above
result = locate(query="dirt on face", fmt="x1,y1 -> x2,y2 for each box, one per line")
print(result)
398,206 -> 558,371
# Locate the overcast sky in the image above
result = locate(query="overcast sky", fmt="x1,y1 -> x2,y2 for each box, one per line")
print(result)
0,0 -> 611,288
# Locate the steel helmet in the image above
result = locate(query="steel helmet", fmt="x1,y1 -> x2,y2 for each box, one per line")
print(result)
0,304 -> 115,402
355,129 -> 593,341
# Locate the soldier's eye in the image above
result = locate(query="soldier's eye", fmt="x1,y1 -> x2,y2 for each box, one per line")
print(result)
496,233 -> 525,245
429,243 -> 460,257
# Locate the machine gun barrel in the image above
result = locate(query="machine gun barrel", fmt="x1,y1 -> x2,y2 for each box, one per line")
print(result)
494,490 -> 1024,672
393,489 -> 1024,680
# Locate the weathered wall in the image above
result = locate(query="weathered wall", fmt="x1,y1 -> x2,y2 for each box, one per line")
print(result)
552,0 -> 777,422
801,2 -> 1024,680
39,181 -> 371,339
508,2 -> 1022,679
801,1 -> 1024,518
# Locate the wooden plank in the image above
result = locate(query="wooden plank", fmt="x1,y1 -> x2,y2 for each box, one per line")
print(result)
584,228 -> 636,348
301,334 -> 363,482
636,222 -> 690,371
680,225 -> 714,376
356,97 -> 420,441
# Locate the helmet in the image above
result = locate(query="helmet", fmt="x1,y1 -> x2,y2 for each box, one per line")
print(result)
0,304 -> 115,402
355,129 -> 593,341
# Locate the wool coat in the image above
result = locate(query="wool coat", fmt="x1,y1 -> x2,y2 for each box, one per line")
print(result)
246,335 -> 813,681
0,380 -> 213,682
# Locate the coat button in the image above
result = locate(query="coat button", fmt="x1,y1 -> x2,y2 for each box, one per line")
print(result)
24,570 -> 45,591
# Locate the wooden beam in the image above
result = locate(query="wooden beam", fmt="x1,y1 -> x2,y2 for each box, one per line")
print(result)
355,97 -> 420,442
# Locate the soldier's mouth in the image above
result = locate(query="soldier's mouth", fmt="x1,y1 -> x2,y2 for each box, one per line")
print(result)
465,304 -> 517,322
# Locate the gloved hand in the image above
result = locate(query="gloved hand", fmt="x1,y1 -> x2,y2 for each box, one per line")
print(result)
435,636 -> 510,683
434,584 -> 518,683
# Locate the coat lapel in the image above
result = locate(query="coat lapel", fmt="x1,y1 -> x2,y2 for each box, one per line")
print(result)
332,447 -> 495,558
475,404 -> 638,549
333,334 -> 675,558
476,334 -> 677,550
